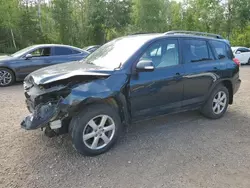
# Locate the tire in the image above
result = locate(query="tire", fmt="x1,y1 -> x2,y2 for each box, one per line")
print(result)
69,103 -> 122,156
201,84 -> 229,119
0,68 -> 15,87
248,58 -> 250,65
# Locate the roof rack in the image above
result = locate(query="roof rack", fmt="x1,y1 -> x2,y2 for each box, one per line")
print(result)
164,30 -> 223,39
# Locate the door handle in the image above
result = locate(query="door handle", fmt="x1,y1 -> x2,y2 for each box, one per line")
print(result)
174,73 -> 182,80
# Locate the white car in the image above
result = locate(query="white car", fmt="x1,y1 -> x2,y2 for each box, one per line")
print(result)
231,47 -> 250,65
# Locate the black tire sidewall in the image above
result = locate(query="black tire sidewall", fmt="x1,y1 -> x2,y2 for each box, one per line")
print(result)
0,68 -> 15,87
202,85 -> 229,119
70,104 -> 122,156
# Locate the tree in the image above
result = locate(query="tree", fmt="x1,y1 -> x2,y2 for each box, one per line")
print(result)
132,0 -> 166,32
0,0 -> 250,53
0,0 -> 20,50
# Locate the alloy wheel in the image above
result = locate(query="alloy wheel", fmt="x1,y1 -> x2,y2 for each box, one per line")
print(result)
212,91 -> 227,114
83,115 -> 116,150
0,70 -> 12,86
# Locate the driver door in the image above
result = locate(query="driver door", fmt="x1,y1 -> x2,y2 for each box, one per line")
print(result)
17,47 -> 52,79
129,39 -> 184,120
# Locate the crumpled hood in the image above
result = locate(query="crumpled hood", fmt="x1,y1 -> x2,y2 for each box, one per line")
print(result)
26,61 -> 113,85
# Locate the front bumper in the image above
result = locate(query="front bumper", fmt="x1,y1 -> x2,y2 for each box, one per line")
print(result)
21,102 -> 59,130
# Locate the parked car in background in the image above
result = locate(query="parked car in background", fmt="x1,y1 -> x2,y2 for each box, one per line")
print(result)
231,46 -> 250,65
83,45 -> 101,53
21,31 -> 241,156
0,44 -> 89,86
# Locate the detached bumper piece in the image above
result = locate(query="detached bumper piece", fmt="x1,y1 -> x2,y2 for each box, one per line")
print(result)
21,102 -> 59,130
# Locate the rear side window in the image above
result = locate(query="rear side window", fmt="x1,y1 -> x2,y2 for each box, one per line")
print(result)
183,39 -> 213,63
53,47 -> 73,56
209,40 -> 233,59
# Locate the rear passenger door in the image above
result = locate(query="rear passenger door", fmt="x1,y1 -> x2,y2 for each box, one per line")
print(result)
181,39 -> 221,107
50,47 -> 82,66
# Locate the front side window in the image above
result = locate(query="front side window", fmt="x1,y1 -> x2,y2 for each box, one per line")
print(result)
183,39 -> 212,63
30,47 -> 51,57
139,39 -> 179,68
54,47 -> 73,56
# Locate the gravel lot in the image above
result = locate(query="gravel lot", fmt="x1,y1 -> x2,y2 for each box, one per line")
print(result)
1,66 -> 250,188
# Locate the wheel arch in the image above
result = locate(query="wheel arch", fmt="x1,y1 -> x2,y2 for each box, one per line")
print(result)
208,79 -> 233,105
222,80 -> 233,104
71,94 -> 131,126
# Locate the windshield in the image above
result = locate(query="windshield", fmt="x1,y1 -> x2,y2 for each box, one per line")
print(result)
11,46 -> 36,57
84,35 -> 157,69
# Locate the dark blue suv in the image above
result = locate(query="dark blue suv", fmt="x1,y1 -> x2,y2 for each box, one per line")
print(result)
21,31 -> 241,156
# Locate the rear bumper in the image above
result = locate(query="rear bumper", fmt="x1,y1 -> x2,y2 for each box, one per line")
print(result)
233,79 -> 241,95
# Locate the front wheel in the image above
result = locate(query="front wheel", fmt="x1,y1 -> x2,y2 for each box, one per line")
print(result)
0,68 -> 15,87
69,104 -> 122,156
201,85 -> 229,119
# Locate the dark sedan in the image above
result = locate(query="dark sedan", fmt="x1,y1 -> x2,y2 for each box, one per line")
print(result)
0,44 -> 89,86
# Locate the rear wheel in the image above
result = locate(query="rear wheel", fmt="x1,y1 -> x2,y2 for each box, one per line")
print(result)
0,68 -> 15,87
70,104 -> 122,156
201,85 -> 229,119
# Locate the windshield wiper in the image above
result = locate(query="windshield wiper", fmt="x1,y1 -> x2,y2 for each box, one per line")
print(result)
114,62 -> 122,70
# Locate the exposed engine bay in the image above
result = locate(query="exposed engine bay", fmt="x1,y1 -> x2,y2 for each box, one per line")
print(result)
21,71 -> 112,136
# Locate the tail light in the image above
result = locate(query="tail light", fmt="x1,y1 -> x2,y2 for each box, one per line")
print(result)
233,58 -> 240,66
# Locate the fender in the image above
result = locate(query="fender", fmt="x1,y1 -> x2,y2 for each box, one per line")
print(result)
60,73 -> 131,124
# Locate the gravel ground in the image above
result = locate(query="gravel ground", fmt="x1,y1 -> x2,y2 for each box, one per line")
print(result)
1,66 -> 250,188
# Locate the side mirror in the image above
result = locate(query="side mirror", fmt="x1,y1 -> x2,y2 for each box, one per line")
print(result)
25,54 -> 32,59
236,51 -> 241,54
136,59 -> 155,72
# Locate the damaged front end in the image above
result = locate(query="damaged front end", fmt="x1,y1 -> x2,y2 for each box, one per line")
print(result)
21,71 -> 111,135
21,100 -> 61,130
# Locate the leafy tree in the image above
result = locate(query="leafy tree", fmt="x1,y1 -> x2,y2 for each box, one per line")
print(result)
0,0 -> 250,53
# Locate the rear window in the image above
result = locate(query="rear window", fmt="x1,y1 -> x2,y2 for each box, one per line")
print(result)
210,40 -> 233,59
72,49 -> 81,54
